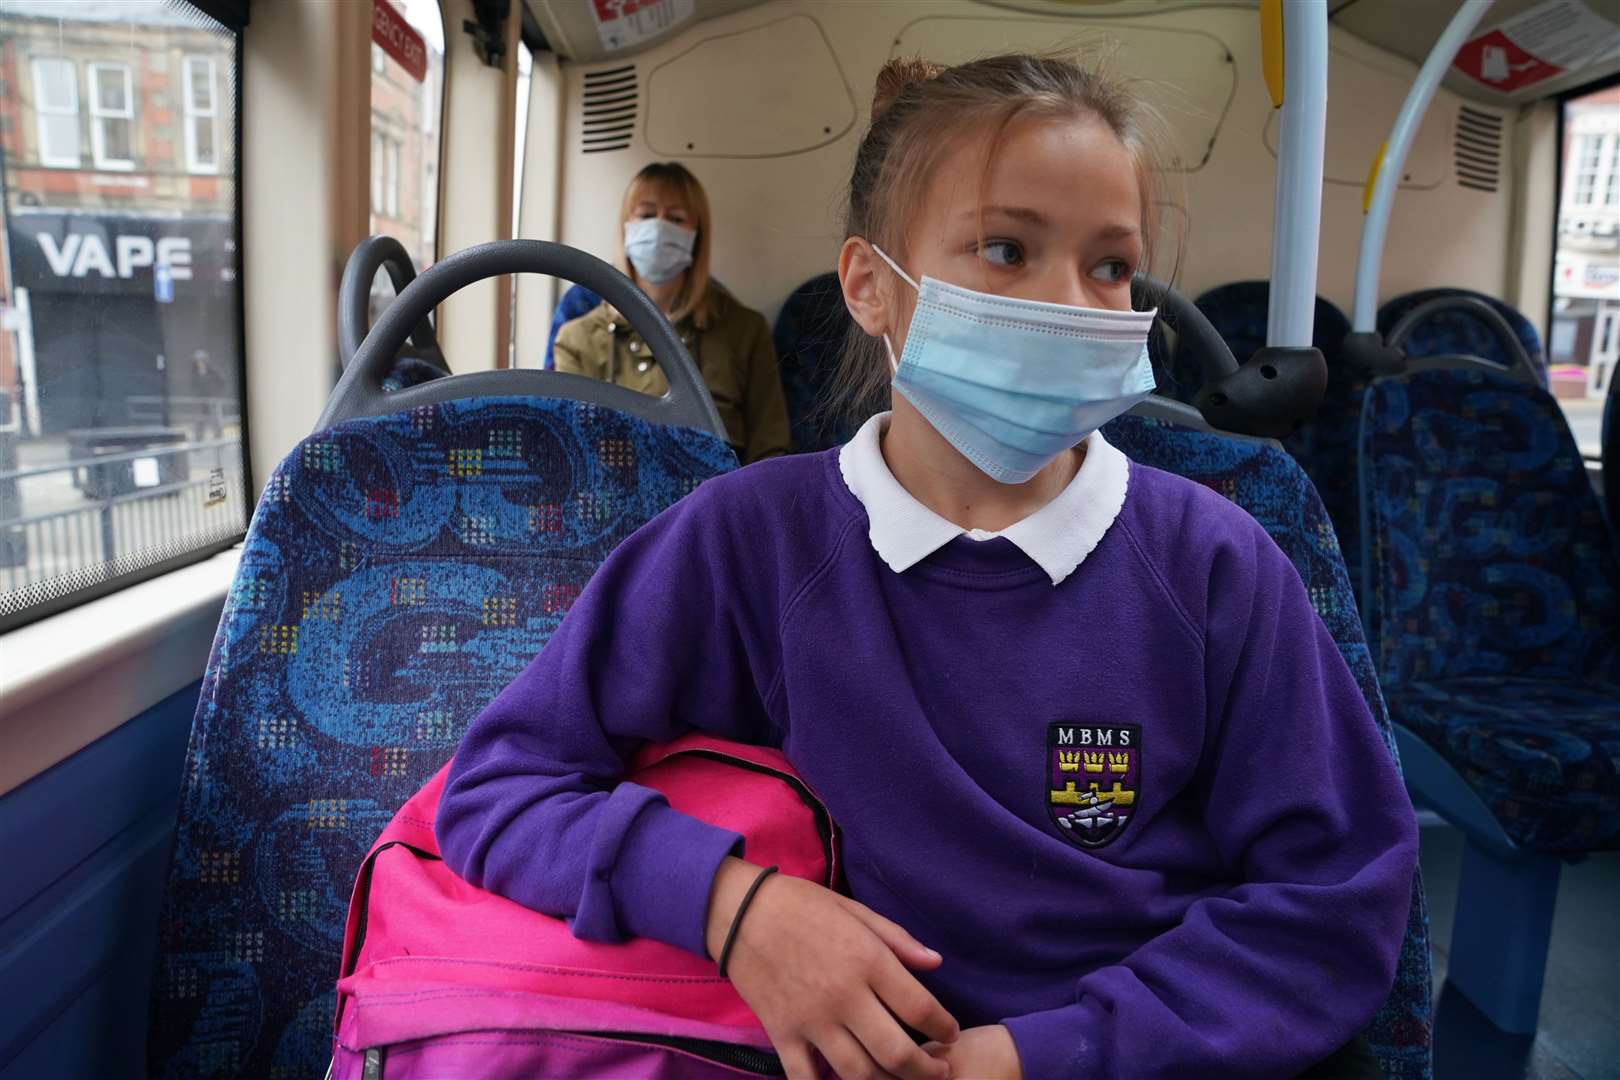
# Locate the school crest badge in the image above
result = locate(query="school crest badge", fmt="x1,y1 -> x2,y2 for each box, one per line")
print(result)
1047,724 -> 1140,849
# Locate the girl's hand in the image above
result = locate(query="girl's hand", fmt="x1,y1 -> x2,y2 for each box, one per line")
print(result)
923,1025 -> 1022,1080
706,858 -> 960,1080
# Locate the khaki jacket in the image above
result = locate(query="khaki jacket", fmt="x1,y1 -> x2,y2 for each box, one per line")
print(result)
552,288 -> 792,463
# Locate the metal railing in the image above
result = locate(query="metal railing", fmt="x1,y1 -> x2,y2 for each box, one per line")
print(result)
0,437 -> 243,595
127,394 -> 242,433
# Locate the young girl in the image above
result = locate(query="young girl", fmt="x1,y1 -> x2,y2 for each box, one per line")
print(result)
438,55 -> 1416,1079
553,161 -> 792,462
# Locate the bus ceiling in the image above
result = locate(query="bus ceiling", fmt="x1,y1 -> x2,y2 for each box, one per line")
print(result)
524,0 -> 1619,106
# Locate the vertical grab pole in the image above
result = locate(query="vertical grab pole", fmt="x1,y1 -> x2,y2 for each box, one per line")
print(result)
1265,0 -> 1329,350
1194,0 -> 1330,439
1350,1 -> 1493,336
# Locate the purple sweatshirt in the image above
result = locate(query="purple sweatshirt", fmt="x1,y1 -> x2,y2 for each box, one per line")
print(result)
437,448 -> 1418,1079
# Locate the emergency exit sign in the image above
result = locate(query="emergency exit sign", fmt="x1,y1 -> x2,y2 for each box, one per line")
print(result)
373,0 -> 427,83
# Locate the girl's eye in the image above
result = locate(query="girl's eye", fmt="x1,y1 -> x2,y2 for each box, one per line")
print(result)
634,209 -> 657,220
1090,259 -> 1132,284
979,240 -> 1024,267
666,213 -> 688,225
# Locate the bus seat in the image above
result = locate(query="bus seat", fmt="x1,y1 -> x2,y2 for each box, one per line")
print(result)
773,271 -> 862,452
1192,281 -> 1361,560
1358,366 -> 1620,1032
1193,281 -> 1352,374
1377,289 -> 1547,387
339,235 -> 452,392
545,284 -> 604,368
1100,410 -> 1435,1080
143,397 -> 735,1077
148,239 -> 736,1077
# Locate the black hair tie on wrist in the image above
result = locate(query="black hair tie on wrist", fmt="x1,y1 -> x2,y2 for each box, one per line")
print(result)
717,865 -> 780,979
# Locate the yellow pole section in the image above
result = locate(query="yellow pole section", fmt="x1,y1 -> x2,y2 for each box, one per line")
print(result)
1261,0 -> 1285,107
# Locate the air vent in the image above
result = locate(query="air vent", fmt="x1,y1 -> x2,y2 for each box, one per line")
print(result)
1454,105 -> 1503,193
581,64 -> 637,155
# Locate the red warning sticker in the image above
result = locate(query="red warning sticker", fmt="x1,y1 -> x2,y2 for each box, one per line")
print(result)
1453,29 -> 1563,92
1453,0 -> 1620,93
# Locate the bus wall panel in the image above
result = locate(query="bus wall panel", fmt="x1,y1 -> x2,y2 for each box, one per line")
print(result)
0,681 -> 198,1078
551,0 -> 1514,330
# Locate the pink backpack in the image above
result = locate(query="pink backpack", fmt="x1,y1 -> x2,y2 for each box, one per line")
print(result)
330,733 -> 839,1078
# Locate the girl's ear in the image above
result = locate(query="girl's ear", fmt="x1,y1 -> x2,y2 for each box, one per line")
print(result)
839,238 -> 892,338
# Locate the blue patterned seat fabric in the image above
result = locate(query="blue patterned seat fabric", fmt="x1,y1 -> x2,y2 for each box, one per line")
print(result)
146,397 -> 737,1078
773,271 -> 861,452
1102,413 -> 1434,1080
1384,678 -> 1620,852
1377,288 -> 1547,387
1359,368 -> 1620,853
380,353 -> 447,393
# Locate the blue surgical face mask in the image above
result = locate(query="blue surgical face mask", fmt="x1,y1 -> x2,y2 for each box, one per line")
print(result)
624,217 -> 697,284
873,245 -> 1157,485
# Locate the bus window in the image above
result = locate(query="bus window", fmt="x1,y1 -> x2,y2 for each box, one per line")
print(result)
1549,79 -> 1619,460
367,0 -> 445,327
0,0 -> 245,630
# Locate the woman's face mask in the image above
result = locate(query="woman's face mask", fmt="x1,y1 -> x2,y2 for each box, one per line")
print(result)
875,245 -> 1157,485
624,217 -> 697,284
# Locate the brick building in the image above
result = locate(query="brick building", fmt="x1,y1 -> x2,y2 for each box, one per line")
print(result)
0,0 -> 236,435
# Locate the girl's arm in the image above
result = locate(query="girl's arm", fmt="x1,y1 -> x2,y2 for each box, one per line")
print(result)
435,482 -> 960,1079
1003,524 -> 1419,1079
434,488 -> 775,955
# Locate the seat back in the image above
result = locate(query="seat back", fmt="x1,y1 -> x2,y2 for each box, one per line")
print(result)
772,271 -> 865,452
1377,288 -> 1547,386
1193,280 -> 1351,371
146,397 -> 736,1078
545,283 -> 604,368
1189,282 -> 1367,603
1359,368 -> 1620,687
1100,412 -> 1435,1080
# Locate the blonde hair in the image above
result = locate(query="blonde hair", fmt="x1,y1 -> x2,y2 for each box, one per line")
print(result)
617,161 -> 720,329
832,52 -> 1183,422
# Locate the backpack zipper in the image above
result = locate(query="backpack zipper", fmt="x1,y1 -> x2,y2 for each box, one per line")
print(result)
669,748 -> 837,887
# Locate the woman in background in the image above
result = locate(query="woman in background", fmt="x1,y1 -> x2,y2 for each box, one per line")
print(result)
554,161 -> 792,462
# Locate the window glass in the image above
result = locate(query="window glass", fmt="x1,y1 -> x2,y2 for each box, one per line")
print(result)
368,0 -> 443,278
371,131 -> 384,213
0,0 -> 246,629
385,139 -> 400,218
1550,83 -> 1620,458
183,56 -> 218,173
30,57 -> 80,167
88,61 -> 134,169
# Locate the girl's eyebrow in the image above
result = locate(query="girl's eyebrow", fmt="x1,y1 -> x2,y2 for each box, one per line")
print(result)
966,206 -> 1141,240
967,205 -> 1047,226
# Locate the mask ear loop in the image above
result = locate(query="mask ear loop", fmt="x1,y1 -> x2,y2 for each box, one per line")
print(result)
870,244 -> 918,378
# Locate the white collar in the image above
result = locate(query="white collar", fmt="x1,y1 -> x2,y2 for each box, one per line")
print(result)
836,412 -> 1130,585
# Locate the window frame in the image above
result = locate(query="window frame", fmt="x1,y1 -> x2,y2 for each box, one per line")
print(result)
0,10 -> 250,635
87,60 -> 136,172
182,54 -> 220,175
29,56 -> 81,168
